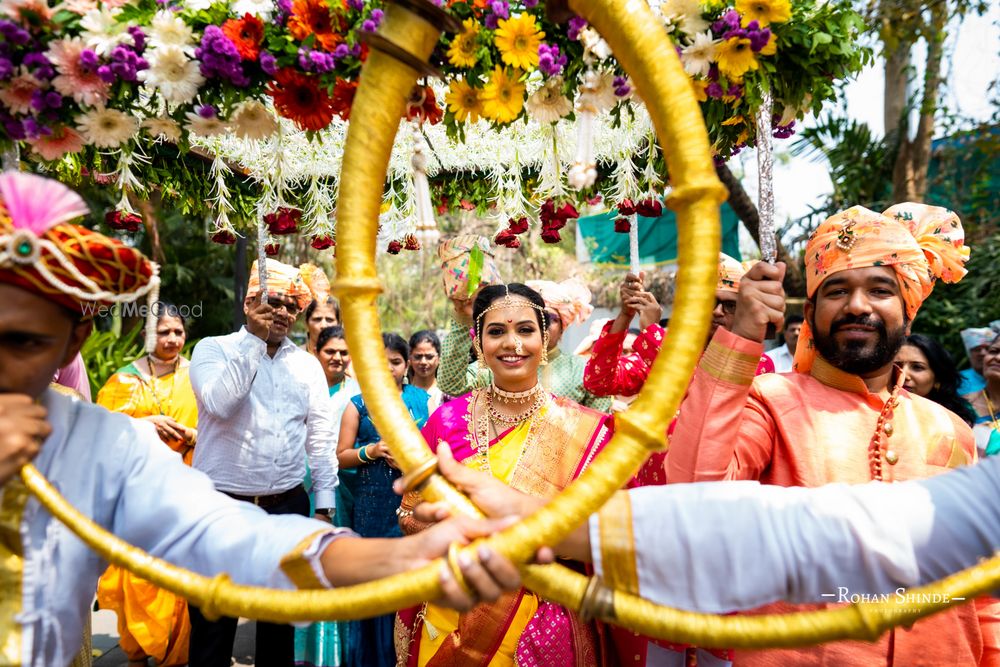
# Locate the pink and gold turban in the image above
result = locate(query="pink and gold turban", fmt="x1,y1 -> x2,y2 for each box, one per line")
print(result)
794,203 -> 969,373
247,259 -> 312,311
525,278 -> 594,328
299,262 -> 332,302
717,253 -> 751,293
438,234 -> 503,298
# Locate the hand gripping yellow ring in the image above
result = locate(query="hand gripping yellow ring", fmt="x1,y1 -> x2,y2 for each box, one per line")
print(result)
19,0 -> 1000,649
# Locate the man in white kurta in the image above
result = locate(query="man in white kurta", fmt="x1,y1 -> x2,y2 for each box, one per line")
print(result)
0,172 -> 523,667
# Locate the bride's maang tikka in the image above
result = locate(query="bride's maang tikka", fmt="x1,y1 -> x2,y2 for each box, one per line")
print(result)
473,284 -> 550,366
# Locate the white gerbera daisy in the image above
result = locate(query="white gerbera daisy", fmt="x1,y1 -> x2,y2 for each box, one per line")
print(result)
76,108 -> 139,148
525,78 -> 572,124
231,100 -> 278,140
579,27 -> 612,61
578,70 -> 616,113
184,110 -> 229,137
660,0 -> 709,35
148,10 -> 196,53
232,0 -> 273,20
681,31 -> 719,77
141,46 -> 204,104
182,0 -> 215,11
80,6 -> 131,57
142,116 -> 183,143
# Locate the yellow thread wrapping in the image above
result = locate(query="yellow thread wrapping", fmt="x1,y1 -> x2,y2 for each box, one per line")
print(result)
598,492 -> 639,596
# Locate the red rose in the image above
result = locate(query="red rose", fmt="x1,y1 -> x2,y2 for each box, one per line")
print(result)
264,207 -> 301,235
459,199 -> 475,210
507,216 -> 529,234
494,228 -> 521,248
105,210 -> 142,232
265,243 -> 281,256
211,230 -> 237,245
614,217 -> 631,233
387,240 -> 403,254
617,198 -> 636,216
636,197 -> 662,217
556,202 -> 579,221
311,235 -> 336,250
540,228 -> 562,244
404,234 -> 421,251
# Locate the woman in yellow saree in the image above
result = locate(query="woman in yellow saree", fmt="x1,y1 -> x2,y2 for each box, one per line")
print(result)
94,304 -> 197,667
397,284 -> 613,667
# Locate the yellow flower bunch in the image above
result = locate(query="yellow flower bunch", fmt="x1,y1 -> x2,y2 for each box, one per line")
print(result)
494,14 -> 544,71
445,78 -> 483,123
735,0 -> 791,26
480,67 -> 525,124
447,18 -> 480,68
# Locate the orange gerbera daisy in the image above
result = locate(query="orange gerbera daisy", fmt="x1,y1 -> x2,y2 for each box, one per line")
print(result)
288,0 -> 347,52
222,13 -> 264,61
267,67 -> 335,131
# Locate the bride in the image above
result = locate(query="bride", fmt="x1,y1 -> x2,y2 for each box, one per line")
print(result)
396,283 -> 613,667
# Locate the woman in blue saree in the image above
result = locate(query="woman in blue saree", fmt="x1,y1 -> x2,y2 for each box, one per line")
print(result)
338,332 -> 429,667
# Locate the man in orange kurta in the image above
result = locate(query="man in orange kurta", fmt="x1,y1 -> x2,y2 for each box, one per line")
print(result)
667,202 -> 1000,666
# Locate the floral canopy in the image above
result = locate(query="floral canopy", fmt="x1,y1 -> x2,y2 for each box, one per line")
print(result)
0,0 -> 869,251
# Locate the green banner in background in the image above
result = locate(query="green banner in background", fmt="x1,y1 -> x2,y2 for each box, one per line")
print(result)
577,203 -> 742,266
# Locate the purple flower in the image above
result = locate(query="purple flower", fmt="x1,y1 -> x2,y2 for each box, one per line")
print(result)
97,65 -> 114,83
259,51 -> 277,75
80,49 -> 99,70
275,0 -> 292,23
725,83 -> 742,99
196,25 -> 249,87
350,42 -> 361,56
198,104 -> 216,118
613,75 -> 631,97
333,43 -> 350,58
361,19 -> 376,31
22,116 -> 49,139
128,26 -> 147,52
712,9 -> 740,35
0,21 -> 30,46
773,121 -> 796,139
705,81 -> 724,98
30,89 -> 63,111
2,115 -> 25,140
107,44 -> 146,82
23,52 -> 54,79
300,49 -> 336,72
484,13 -> 499,29
567,16 -> 587,40
0,56 -> 12,80
346,0 -> 363,9
748,27 -> 771,52
524,0 -> 538,6
537,43 -> 566,76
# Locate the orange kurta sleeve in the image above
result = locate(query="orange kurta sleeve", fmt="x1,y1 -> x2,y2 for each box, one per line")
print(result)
667,327 -> 777,483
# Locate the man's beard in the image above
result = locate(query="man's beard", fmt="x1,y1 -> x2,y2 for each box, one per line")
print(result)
813,314 -> 907,376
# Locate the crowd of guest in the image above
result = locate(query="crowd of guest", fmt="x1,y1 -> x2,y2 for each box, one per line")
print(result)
60,216 -> 998,667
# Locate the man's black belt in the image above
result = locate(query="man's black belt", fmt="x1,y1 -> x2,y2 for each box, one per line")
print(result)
225,484 -> 304,509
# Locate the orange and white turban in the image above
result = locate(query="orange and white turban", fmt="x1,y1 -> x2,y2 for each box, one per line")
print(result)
438,234 -> 503,298
299,262 -> 332,303
525,278 -> 594,327
247,259 -> 312,311
0,171 -> 157,315
717,253 -> 751,293
794,203 -> 969,373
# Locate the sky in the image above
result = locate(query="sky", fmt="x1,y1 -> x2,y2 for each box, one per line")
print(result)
733,5 -> 999,257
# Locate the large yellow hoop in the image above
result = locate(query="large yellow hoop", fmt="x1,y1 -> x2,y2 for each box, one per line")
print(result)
17,0 -> 1000,650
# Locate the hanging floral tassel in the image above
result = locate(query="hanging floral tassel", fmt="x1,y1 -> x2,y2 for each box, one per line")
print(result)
143,262 -> 161,354
568,69 -> 599,190
537,123 -> 567,200
410,124 -> 439,246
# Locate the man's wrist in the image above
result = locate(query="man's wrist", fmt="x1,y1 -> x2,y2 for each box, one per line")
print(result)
315,507 -> 334,518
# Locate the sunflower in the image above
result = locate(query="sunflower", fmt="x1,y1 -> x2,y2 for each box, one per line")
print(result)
735,0 -> 791,26
287,0 -> 345,52
447,18 -> 480,68
267,67 -> 335,131
480,66 -> 525,124
494,14 -> 544,71
445,78 -> 482,123
716,36 -> 758,79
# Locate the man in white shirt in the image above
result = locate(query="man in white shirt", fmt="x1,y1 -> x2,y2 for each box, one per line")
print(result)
189,259 -> 340,667
764,314 -> 802,373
